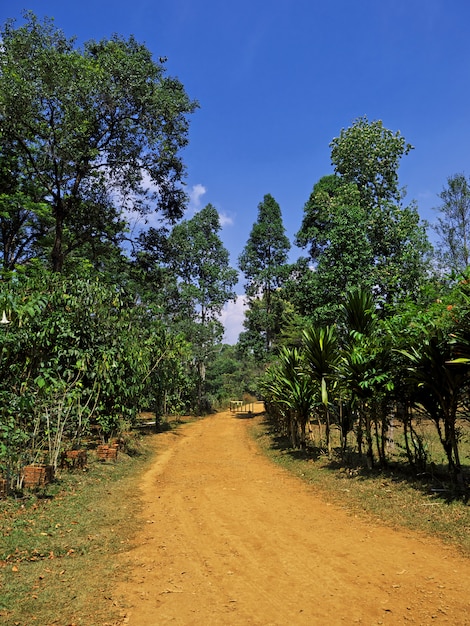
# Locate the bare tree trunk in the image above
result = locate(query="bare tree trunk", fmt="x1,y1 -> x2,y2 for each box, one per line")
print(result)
325,406 -> 332,459
364,405 -> 374,469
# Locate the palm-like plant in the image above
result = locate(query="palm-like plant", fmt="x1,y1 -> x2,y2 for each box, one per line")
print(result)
339,344 -> 391,467
260,346 -> 316,449
302,325 -> 339,457
340,288 -> 376,339
339,288 -> 392,467
278,346 -> 317,449
259,364 -> 292,443
401,331 -> 468,493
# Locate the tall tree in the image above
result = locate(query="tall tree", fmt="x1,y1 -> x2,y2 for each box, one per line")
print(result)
368,200 -> 432,307
294,120 -> 431,320
143,204 -> 238,412
330,116 -> 414,209
238,194 -> 290,357
167,204 -> 238,329
434,173 -> 470,274
0,13 -> 197,271
293,176 -> 373,324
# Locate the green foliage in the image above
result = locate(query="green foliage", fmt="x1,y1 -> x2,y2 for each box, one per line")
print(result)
238,289 -> 291,361
137,204 -> 238,413
0,12 -> 247,486
293,177 -> 373,324
166,204 -> 238,326
399,330 -> 468,491
1,14 -> 468,499
330,115 -> 414,209
0,148 -> 51,269
294,121 -> 432,320
434,173 -> 470,274
205,344 -> 262,408
302,325 -> 339,405
260,346 -> 316,449
238,194 -> 290,357
0,12 -> 197,271
0,264 -> 191,484
239,194 -> 291,297
262,283 -> 468,487
302,324 -> 340,456
340,288 -> 376,338
369,201 -> 433,307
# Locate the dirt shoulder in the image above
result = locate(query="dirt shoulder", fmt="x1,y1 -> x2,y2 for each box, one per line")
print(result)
114,406 -> 470,625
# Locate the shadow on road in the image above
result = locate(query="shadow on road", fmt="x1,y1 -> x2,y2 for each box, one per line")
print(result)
232,411 -> 256,419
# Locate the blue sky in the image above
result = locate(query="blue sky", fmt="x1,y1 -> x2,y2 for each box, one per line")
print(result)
2,1 -> 470,342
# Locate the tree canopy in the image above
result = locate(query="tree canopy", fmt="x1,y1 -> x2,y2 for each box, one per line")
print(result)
434,173 -> 470,275
330,115 -> 414,209
238,194 -> 291,357
294,119 -> 431,321
137,204 -> 238,412
0,13 -> 198,271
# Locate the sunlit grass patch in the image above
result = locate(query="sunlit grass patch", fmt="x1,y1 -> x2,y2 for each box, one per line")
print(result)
0,444 -> 154,626
250,416 -> 470,556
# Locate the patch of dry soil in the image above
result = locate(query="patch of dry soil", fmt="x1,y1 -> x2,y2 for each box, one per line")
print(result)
114,406 -> 470,625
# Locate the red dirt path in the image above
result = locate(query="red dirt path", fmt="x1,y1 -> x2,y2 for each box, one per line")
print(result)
114,405 -> 470,625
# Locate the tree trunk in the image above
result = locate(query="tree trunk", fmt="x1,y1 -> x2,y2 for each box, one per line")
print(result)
299,415 -> 307,450
356,410 -> 363,458
339,398 -> 347,459
289,410 -> 298,448
325,406 -> 332,459
364,405 -> 374,469
52,209 -> 65,272
443,413 -> 466,495
196,360 -> 206,415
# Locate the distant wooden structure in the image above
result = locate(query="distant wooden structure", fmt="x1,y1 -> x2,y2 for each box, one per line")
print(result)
230,400 -> 254,414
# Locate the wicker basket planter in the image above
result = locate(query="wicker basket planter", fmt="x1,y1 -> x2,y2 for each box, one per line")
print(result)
97,443 -> 118,461
22,464 -> 54,489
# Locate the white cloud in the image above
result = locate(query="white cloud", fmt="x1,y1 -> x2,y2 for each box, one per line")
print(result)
189,183 -> 206,210
187,184 -> 234,228
219,295 -> 247,345
219,212 -> 234,227
119,179 -> 208,237
121,178 -> 236,243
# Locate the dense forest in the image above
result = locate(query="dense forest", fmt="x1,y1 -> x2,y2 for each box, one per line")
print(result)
1,14 -> 470,496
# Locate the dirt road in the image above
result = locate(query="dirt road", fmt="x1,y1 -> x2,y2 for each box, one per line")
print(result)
115,406 -> 470,625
